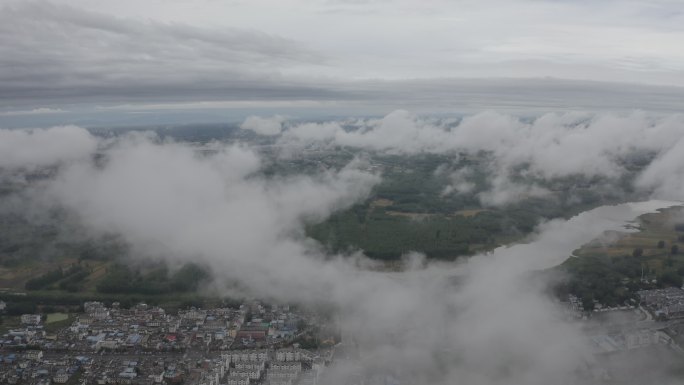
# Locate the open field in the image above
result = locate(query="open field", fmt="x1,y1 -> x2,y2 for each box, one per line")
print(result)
369,198 -> 394,208
46,312 -> 69,323
557,205 -> 684,309
0,262 -> 55,290
573,206 -> 684,276
453,209 -> 490,218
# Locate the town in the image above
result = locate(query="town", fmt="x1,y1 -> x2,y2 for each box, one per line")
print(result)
0,300 -> 335,385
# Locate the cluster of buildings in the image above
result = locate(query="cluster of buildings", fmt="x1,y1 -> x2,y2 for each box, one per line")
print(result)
638,287 -> 684,319
0,301 -> 332,385
0,351 -> 88,385
2,300 -> 310,352
590,329 -> 675,354
195,349 -> 325,385
562,294 -> 638,320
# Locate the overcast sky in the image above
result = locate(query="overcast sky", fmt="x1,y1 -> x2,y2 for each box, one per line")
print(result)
1,0 -> 684,125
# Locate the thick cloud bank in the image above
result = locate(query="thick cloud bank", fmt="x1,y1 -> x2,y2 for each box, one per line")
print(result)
0,126 -> 97,169
242,110 -> 684,205
272,110 -> 681,178
2,114 -> 683,384
0,1 -> 334,105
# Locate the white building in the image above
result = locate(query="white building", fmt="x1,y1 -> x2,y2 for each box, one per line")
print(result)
626,330 -> 672,349
21,314 -> 41,325
275,348 -> 312,362
266,369 -> 299,381
24,350 -> 43,361
230,368 -> 261,380
235,361 -> 265,371
225,376 -> 250,385
224,349 -> 269,363
53,370 -> 69,384
271,362 -> 301,372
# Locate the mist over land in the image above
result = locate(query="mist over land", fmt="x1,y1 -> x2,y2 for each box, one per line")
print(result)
2,112 -> 684,384
3,1 -> 684,384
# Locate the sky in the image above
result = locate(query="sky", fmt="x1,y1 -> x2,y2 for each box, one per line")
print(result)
1,0 -> 684,126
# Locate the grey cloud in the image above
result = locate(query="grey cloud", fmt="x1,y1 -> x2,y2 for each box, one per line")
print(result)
0,1 -> 343,105
347,78 -> 684,113
2,1 -> 684,115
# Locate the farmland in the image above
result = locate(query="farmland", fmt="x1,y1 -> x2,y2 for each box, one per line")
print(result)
556,205 -> 684,309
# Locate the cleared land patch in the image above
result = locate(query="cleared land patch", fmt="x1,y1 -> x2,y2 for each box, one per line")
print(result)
46,312 -> 69,324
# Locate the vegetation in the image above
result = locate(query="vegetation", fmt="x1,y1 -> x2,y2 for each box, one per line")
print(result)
0,142 -> 656,300
96,262 -> 209,294
24,268 -> 67,290
25,265 -> 89,291
301,151 -> 641,261
308,206 -> 501,260
556,206 -> 684,309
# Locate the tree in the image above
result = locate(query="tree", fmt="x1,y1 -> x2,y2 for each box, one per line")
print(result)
657,240 -> 666,249
659,271 -> 683,288
633,248 -> 644,258
672,244 -> 679,255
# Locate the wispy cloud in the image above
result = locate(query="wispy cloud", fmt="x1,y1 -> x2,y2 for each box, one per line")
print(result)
1,0 -> 684,116
0,108 -> 66,116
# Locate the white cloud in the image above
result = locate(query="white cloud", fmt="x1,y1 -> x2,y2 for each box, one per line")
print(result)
240,115 -> 285,136
477,172 -> 552,207
2,123 -> 682,383
0,126 -> 97,169
636,135 -> 684,201
276,110 -> 684,205
0,108 -> 66,116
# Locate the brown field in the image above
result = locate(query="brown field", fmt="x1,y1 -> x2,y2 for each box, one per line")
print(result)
370,198 -> 394,208
0,262 -> 53,290
453,209 -> 489,218
0,257 -> 111,292
385,211 -> 435,220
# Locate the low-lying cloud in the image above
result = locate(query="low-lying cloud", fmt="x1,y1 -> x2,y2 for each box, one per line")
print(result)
242,110 -> 684,206
2,115 -> 683,384
240,115 -> 286,136
0,125 -> 97,170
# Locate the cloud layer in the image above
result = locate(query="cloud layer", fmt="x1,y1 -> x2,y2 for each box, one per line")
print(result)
0,125 -> 97,169
1,1 -> 684,120
1,122 -> 681,384
0,1 -> 337,105
240,110 -> 684,205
